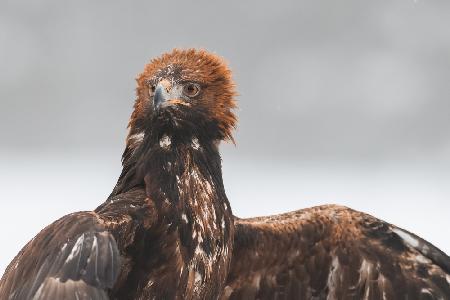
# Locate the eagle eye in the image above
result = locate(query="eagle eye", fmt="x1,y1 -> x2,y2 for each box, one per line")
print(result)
183,83 -> 201,97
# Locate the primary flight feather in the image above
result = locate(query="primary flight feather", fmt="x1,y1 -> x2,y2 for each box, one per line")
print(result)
0,49 -> 449,300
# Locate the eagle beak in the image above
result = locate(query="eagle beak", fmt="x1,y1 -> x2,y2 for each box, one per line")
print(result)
153,79 -> 189,110
153,83 -> 169,110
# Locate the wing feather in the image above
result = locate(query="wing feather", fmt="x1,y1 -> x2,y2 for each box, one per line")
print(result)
0,212 -> 121,300
225,205 -> 450,299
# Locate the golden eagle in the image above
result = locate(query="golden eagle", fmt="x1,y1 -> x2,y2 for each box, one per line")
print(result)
0,49 -> 449,299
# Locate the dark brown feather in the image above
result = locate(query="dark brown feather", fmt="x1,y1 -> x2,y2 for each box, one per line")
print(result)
0,211 -> 121,299
224,205 -> 450,299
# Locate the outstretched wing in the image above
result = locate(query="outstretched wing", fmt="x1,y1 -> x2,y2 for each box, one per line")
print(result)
225,205 -> 450,299
0,212 -> 121,300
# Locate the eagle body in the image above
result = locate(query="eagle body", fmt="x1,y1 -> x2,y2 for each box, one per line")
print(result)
1,49 -> 449,300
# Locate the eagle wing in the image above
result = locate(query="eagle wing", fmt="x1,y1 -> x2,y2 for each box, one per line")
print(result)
225,205 -> 450,299
0,188 -> 156,300
0,211 -> 121,300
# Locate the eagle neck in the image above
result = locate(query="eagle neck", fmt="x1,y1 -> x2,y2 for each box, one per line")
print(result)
103,131 -> 235,299
141,133 -> 234,298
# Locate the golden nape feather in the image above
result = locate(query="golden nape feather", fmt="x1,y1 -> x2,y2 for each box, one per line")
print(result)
0,49 -> 449,300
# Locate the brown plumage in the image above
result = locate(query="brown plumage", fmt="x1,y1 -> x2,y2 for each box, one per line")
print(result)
225,206 -> 450,299
1,49 -> 449,300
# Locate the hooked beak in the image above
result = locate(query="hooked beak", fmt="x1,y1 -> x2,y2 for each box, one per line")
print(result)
152,79 -> 190,111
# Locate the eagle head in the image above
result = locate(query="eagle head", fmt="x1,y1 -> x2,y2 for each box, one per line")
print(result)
128,49 -> 237,144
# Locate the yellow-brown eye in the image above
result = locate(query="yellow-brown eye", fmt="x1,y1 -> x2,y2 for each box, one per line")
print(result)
183,83 -> 201,97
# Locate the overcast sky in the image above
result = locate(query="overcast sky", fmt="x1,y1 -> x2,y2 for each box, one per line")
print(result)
1,0 -> 449,274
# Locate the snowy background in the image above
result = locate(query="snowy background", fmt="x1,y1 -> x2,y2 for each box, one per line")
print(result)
1,0 -> 450,275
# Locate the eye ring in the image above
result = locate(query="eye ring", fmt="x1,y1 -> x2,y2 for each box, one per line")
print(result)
183,83 -> 201,97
